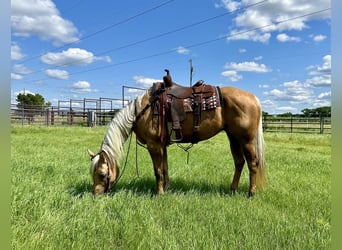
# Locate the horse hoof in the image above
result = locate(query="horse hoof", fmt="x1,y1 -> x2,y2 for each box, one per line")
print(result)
229,189 -> 236,196
247,191 -> 255,198
164,184 -> 171,192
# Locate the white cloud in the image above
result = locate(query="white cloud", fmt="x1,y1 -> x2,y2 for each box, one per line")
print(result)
267,88 -> 286,98
254,56 -> 263,61
73,81 -> 90,89
276,33 -> 301,42
261,70 -> 330,111
264,80 -> 313,104
312,34 -> 327,42
221,70 -> 242,82
261,99 -> 275,106
12,64 -> 31,74
177,46 -> 190,55
239,48 -> 247,53
306,75 -> 331,87
312,99 -> 330,108
70,81 -> 98,93
45,69 -> 69,80
99,55 -> 112,63
306,54 -> 331,87
133,75 -> 160,88
228,29 -> 271,43
40,48 -> 110,66
11,0 -> 79,46
317,91 -> 331,99
219,0 -> 331,43
11,44 -> 25,60
317,54 -> 331,74
12,64 -> 31,79
221,61 -> 271,81
276,106 -> 297,112
224,61 -> 272,73
125,88 -> 147,101
11,73 -> 23,80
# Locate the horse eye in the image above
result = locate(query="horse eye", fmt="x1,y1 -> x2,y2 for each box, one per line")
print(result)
97,172 -> 106,178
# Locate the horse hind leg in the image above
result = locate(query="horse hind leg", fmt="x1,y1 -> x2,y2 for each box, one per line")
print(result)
227,133 -> 245,194
242,142 -> 259,197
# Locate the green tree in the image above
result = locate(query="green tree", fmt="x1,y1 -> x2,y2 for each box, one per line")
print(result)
301,106 -> 331,117
278,112 -> 292,117
16,93 -> 50,108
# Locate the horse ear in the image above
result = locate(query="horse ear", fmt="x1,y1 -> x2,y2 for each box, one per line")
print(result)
87,149 -> 95,158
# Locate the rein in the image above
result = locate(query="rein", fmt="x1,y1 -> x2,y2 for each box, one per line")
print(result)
135,86 -> 165,122
107,132 -> 134,192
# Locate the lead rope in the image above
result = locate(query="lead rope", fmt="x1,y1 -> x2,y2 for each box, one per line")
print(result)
135,136 -> 139,178
176,143 -> 194,164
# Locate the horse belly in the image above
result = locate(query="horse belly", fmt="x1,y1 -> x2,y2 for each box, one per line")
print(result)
178,108 -> 223,142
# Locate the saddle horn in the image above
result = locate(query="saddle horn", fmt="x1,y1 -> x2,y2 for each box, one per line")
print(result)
163,69 -> 173,87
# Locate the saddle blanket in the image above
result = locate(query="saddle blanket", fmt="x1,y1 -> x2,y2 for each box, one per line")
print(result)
182,88 -> 221,113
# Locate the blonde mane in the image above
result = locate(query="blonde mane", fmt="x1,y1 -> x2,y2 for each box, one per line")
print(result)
100,93 -> 146,167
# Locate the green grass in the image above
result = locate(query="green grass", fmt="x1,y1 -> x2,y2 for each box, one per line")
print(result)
11,126 -> 331,249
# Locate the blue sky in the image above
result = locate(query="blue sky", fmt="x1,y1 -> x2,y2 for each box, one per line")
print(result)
11,0 -> 331,114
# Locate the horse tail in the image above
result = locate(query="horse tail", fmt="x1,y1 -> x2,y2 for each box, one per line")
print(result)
255,108 -> 267,190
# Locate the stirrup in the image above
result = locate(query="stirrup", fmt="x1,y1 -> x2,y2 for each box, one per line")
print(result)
170,128 -> 183,142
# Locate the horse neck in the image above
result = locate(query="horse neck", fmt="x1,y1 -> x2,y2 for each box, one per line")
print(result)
101,99 -> 137,165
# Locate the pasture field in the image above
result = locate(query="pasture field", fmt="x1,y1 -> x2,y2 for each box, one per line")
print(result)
11,126 -> 331,249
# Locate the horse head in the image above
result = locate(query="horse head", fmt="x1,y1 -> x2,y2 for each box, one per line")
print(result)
87,149 -> 120,195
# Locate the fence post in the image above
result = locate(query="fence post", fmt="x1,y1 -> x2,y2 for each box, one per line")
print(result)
290,115 -> 293,133
320,115 -> 324,134
21,107 -> 24,125
46,108 -> 49,126
87,109 -> 90,127
87,110 -> 96,127
51,108 -> 54,125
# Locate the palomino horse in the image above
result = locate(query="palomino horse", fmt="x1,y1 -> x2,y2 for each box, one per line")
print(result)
87,72 -> 266,196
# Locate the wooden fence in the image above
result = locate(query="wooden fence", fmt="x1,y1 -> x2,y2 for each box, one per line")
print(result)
11,104 -> 331,134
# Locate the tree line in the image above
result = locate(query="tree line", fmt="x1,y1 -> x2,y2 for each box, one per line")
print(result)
263,106 -> 331,117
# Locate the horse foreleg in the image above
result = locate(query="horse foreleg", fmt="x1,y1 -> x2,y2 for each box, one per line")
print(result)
162,147 -> 170,191
228,133 -> 245,194
147,143 -> 166,194
243,142 -> 258,197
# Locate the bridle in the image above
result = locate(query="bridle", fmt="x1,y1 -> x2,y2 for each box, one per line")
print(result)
90,152 -> 112,193
104,163 -> 112,193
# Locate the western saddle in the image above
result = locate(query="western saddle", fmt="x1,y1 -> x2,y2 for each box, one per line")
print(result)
152,69 -> 221,144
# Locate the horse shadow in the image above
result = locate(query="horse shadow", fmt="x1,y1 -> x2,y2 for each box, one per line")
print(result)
68,177 -> 250,198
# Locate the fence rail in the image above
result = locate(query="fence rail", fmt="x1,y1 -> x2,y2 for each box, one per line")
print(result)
11,104 -> 331,134
262,115 -> 331,134
11,104 -> 119,127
